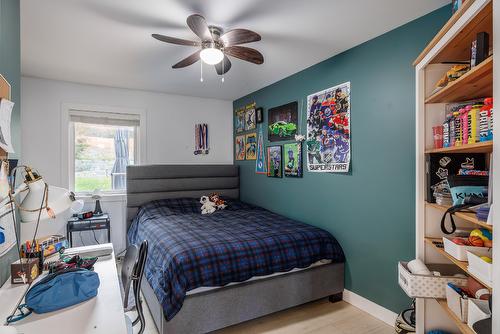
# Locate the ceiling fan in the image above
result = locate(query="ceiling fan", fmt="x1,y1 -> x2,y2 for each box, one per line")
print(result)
152,14 -> 264,76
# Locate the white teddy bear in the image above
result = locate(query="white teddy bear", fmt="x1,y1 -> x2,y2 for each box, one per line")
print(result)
200,196 -> 217,215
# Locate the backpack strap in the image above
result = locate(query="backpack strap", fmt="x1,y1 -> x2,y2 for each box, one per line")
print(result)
440,204 -> 474,234
6,304 -> 32,324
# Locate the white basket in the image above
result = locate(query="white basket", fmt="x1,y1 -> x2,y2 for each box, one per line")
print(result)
398,262 -> 468,298
442,236 -> 491,261
466,250 -> 492,286
467,298 -> 490,329
446,284 -> 473,322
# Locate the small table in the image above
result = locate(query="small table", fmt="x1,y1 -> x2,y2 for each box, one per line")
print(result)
67,214 -> 111,247
0,244 -> 127,333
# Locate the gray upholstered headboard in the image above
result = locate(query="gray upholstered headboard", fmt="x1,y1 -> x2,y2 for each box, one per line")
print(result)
126,164 -> 239,228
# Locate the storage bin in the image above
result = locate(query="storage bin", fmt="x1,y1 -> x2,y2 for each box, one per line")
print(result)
445,284 -> 468,322
467,298 -> 490,330
466,250 -> 492,286
442,236 -> 491,261
398,262 -> 468,298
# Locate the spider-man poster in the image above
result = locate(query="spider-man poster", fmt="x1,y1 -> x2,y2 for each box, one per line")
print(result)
306,82 -> 350,173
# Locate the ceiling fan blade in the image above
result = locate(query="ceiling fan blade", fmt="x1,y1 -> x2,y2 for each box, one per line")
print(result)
224,46 -> 264,65
152,34 -> 200,47
220,29 -> 261,46
172,50 -> 201,68
186,14 -> 213,41
215,56 -> 232,75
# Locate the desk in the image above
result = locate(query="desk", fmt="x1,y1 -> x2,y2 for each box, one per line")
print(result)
0,244 -> 127,334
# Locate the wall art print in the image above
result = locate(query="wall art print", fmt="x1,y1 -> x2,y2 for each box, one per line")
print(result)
268,101 -> 298,142
255,125 -> 267,174
267,145 -> 282,178
245,132 -> 257,160
284,142 -> 302,177
235,108 -> 245,133
235,135 -> 246,160
245,103 -> 256,131
306,81 -> 350,173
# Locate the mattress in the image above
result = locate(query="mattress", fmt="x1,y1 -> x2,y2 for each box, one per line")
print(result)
127,198 -> 345,320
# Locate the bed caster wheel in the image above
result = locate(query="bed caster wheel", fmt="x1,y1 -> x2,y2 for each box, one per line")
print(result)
328,292 -> 343,303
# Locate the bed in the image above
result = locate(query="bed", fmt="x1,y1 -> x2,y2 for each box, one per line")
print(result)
126,164 -> 345,334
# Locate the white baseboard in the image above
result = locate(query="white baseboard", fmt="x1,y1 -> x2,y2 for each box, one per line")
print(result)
342,289 -> 398,326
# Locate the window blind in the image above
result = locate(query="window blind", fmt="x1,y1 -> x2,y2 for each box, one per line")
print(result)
69,110 -> 140,127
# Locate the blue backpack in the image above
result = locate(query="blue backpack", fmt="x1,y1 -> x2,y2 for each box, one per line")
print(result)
25,268 -> 100,314
7,268 -> 100,323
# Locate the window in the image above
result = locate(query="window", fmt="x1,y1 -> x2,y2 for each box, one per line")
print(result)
69,110 -> 140,194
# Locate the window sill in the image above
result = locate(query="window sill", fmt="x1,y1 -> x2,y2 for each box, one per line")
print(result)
75,193 -> 126,202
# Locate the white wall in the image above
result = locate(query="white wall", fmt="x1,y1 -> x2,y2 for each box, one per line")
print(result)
20,76 -> 233,253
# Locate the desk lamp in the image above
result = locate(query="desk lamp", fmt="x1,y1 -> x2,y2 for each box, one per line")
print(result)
4,165 -> 83,325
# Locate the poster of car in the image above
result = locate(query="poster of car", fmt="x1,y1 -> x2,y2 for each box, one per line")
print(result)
235,108 -> 245,133
245,103 -> 256,131
284,142 -> 302,177
268,101 -> 298,142
267,145 -> 282,177
245,132 -> 257,160
306,82 -> 350,173
235,135 -> 246,160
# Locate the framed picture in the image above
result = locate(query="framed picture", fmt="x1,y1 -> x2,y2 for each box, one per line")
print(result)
267,145 -> 282,178
235,108 -> 245,133
284,142 -> 302,177
256,107 -> 264,123
268,101 -> 298,142
245,133 -> 257,160
235,135 -> 246,160
245,103 -> 256,131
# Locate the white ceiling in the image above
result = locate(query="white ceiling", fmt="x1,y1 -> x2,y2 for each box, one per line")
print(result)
21,0 -> 449,100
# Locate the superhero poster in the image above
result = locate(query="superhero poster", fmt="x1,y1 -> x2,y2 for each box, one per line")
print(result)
306,82 -> 350,173
245,132 -> 257,160
235,135 -> 246,160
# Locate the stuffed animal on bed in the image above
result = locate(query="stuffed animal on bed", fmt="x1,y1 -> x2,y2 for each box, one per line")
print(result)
209,193 -> 227,210
200,196 -> 217,215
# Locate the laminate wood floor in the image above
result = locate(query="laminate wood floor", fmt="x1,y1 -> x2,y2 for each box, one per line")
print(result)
134,298 -> 395,334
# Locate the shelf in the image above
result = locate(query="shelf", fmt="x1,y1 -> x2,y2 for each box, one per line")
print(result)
431,1 -> 492,64
425,238 -> 491,290
425,141 -> 492,154
425,56 -> 492,104
426,203 -> 492,231
436,299 -> 475,334
414,0 -> 475,65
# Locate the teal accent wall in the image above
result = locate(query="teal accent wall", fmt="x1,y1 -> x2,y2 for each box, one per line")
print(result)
0,0 -> 20,286
233,6 -> 450,312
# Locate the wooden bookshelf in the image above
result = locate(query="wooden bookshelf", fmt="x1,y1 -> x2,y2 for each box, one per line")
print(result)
431,1 -> 492,64
425,57 -> 492,104
424,141 -> 492,154
435,299 -> 475,334
425,238 -> 492,290
415,0 -> 494,331
413,0 -> 475,65
426,202 -> 492,231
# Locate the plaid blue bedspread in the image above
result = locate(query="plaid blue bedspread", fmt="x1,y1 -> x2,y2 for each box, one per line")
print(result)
127,198 -> 345,321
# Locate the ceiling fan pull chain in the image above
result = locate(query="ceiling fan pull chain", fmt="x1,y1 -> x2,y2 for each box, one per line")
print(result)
200,61 -> 204,82
222,59 -> 225,83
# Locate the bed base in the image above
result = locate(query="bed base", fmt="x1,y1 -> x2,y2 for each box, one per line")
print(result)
141,262 -> 344,334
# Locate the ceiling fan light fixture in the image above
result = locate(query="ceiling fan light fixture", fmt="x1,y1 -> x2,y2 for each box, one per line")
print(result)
200,47 -> 224,65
